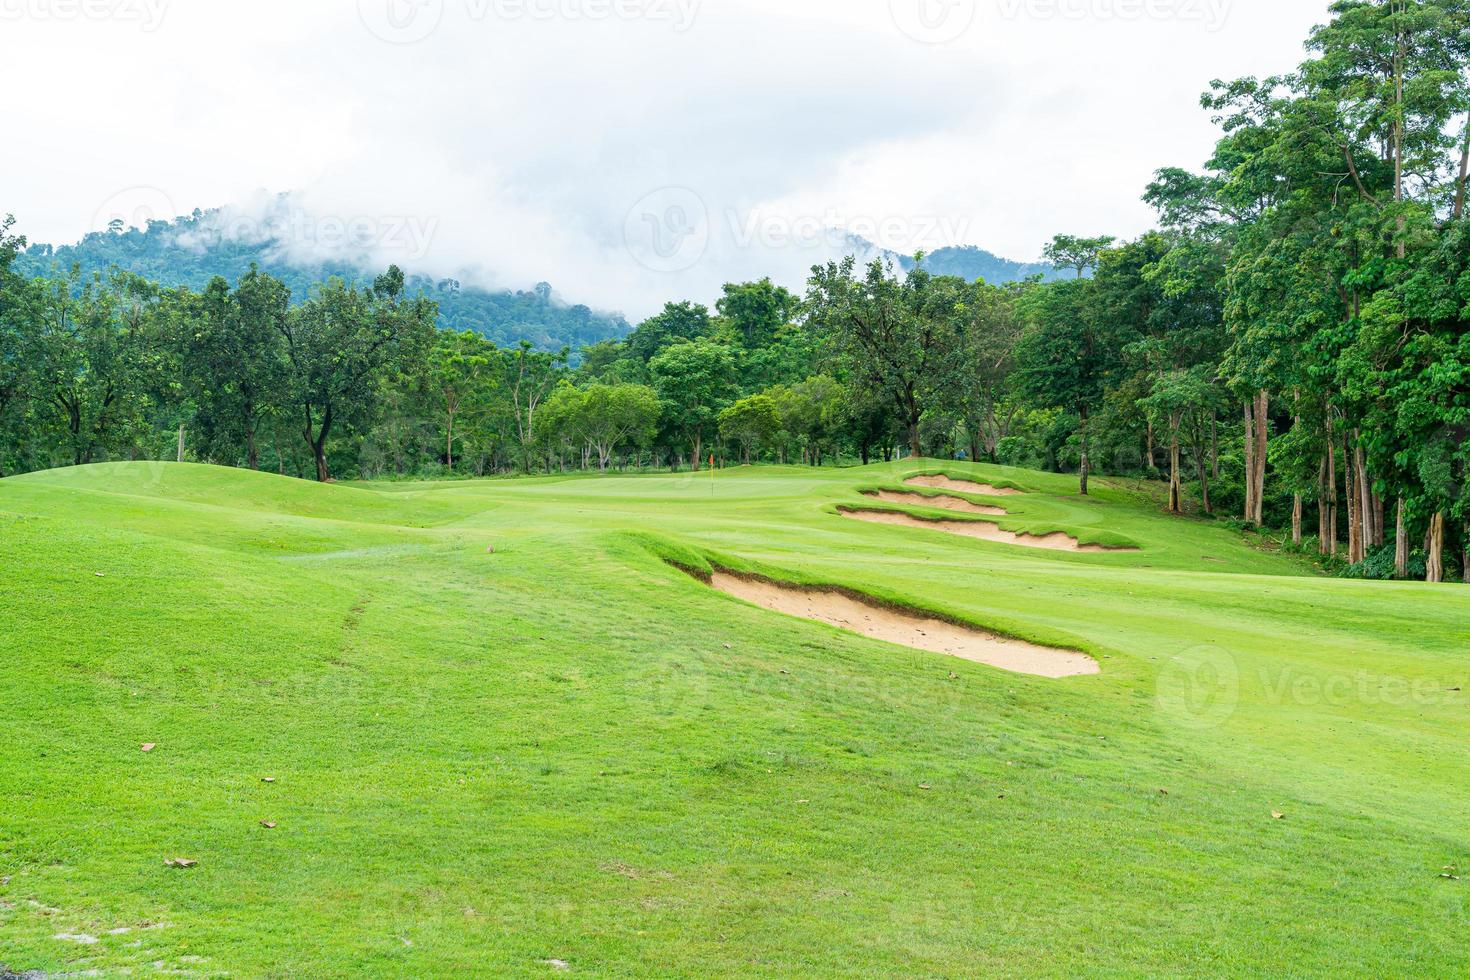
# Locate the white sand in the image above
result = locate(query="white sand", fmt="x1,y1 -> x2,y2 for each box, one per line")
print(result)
844,509 -> 1130,553
864,490 -> 1008,516
710,572 -> 1099,679
906,474 -> 1024,497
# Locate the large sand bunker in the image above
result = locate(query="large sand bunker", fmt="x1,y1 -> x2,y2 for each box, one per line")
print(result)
863,490 -> 1007,516
906,474 -> 1024,497
842,509 -> 1133,553
710,572 -> 1098,678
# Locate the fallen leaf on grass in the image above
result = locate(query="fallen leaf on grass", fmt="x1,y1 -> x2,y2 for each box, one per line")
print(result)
261,777 -> 276,783
259,821 -> 276,829
1271,811 -> 1285,820
164,858 -> 197,868
140,744 -> 155,752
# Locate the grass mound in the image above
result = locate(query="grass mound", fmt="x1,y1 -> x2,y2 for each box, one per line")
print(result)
2,460 -> 1467,976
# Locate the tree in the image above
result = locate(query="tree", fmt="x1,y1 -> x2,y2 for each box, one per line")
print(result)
626,301 -> 713,363
31,271 -> 162,467
716,278 -> 798,349
806,256 -> 961,459
954,279 -> 1027,462
648,338 -> 737,468
579,383 -> 661,470
429,330 -> 500,470
505,340 -> 569,473
185,267 -> 290,469
1015,275 -> 1128,494
277,267 -> 436,481
719,393 -> 782,463
1043,234 -> 1117,278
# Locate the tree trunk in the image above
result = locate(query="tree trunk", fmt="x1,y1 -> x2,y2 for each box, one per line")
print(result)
1291,495 -> 1303,547
1078,404 -> 1090,496
1345,449 -> 1362,564
1325,439 -> 1338,558
1426,511 -> 1445,583
176,424 -> 186,463
1372,491 -> 1385,548
1243,400 -> 1256,523
1167,414 -> 1182,514
446,410 -> 455,470
1394,498 -> 1408,579
1317,456 -> 1331,555
1210,416 -> 1219,481
1146,420 -> 1156,473
1354,438 -> 1372,556
312,440 -> 330,482
1455,119 -> 1470,220
246,424 -> 259,470
1194,452 -> 1212,516
1251,390 -> 1268,525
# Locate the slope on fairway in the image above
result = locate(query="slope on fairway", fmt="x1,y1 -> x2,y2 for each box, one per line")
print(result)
1,461 -> 1468,977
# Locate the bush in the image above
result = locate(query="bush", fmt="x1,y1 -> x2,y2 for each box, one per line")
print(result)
1341,544 -> 1428,581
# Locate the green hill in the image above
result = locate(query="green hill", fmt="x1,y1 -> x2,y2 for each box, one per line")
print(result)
16,210 -> 632,352
2,461 -> 1467,975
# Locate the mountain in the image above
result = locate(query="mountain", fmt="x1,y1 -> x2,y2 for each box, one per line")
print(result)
15,209 -> 632,352
843,236 -> 1063,284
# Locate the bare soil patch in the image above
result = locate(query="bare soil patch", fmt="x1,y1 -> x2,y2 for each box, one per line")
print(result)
710,571 -> 1099,678
841,509 -> 1133,553
906,474 -> 1024,497
863,490 -> 1007,516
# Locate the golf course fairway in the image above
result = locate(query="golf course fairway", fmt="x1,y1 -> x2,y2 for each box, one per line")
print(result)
2,460 -> 1467,976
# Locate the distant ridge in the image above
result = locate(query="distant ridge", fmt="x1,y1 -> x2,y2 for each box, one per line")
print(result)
843,235 -> 1063,284
16,207 -> 632,353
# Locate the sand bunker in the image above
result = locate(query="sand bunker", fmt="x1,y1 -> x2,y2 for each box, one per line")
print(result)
906,474 -> 1024,497
843,509 -> 1131,553
710,572 -> 1098,678
863,490 -> 1008,516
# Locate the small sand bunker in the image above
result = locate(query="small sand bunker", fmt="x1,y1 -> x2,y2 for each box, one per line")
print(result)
864,490 -> 1008,516
906,474 -> 1024,497
843,509 -> 1130,553
710,572 -> 1097,678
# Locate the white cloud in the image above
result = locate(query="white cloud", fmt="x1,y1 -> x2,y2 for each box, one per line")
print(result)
1,0 -> 1332,319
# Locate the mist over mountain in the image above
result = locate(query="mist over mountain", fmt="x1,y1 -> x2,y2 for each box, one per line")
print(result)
842,235 -> 1063,284
16,207 -> 632,353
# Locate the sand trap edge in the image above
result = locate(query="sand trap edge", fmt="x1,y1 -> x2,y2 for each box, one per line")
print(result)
860,488 -> 1009,516
905,473 -> 1026,497
675,562 -> 1101,679
838,505 -> 1139,554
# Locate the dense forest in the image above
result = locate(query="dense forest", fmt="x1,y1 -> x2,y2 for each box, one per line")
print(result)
16,209 -> 632,352
0,0 -> 1466,582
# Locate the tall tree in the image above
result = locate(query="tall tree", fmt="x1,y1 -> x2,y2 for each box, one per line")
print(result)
277,267 -> 436,481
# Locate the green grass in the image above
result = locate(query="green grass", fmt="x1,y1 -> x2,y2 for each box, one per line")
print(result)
1,460 -> 1467,977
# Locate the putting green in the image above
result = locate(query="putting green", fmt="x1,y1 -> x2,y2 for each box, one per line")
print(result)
1,460 -> 1466,976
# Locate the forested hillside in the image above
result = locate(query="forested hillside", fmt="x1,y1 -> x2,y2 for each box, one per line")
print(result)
15,210 -> 631,352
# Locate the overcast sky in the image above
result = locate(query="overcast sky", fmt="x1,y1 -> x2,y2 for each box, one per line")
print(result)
2,0 -> 1331,318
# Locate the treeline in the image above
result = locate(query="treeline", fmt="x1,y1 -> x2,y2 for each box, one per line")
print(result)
1,1 -> 1466,584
